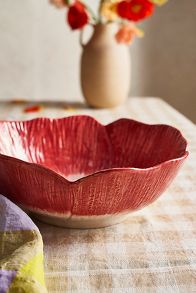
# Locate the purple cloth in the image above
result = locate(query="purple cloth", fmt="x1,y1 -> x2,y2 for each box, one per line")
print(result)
0,195 -> 37,231
0,270 -> 16,293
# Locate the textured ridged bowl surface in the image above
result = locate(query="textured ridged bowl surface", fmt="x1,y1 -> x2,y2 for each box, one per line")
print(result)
0,116 -> 188,228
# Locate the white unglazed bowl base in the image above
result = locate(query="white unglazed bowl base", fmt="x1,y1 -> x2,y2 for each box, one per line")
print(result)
29,209 -> 131,229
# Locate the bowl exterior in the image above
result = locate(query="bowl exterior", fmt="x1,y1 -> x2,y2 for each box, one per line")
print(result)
0,154 -> 187,228
0,117 -> 188,228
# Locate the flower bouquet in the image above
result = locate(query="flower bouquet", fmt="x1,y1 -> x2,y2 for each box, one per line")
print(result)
50,0 -> 168,108
50,0 -> 167,44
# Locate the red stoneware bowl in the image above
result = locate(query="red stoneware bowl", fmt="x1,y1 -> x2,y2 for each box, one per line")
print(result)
0,116 -> 188,228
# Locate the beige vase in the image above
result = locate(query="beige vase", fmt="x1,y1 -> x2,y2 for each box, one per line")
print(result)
80,23 -> 131,108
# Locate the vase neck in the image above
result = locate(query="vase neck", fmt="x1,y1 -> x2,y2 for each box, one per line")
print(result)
89,23 -> 118,45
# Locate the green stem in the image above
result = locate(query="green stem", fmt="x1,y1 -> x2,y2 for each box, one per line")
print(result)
98,0 -> 105,23
80,1 -> 98,24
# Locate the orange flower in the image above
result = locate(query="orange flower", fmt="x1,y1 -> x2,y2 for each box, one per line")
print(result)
115,23 -> 143,44
49,0 -> 67,8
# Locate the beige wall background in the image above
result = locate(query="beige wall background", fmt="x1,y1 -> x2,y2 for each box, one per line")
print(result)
0,0 -> 195,122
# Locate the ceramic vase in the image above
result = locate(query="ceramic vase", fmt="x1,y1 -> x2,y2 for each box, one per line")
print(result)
80,23 -> 131,108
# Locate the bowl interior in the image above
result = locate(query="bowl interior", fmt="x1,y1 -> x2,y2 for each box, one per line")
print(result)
0,117 -> 186,181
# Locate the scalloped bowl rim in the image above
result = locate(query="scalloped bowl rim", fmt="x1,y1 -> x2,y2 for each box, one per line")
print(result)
0,115 -> 189,184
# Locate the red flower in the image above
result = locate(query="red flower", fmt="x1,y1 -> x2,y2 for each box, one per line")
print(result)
117,1 -> 131,20
67,1 -> 88,30
117,0 -> 154,22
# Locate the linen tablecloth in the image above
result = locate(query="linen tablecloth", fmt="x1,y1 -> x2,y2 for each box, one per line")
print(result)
0,97 -> 195,292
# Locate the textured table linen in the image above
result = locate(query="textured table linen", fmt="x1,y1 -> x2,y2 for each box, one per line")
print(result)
0,97 -> 195,292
